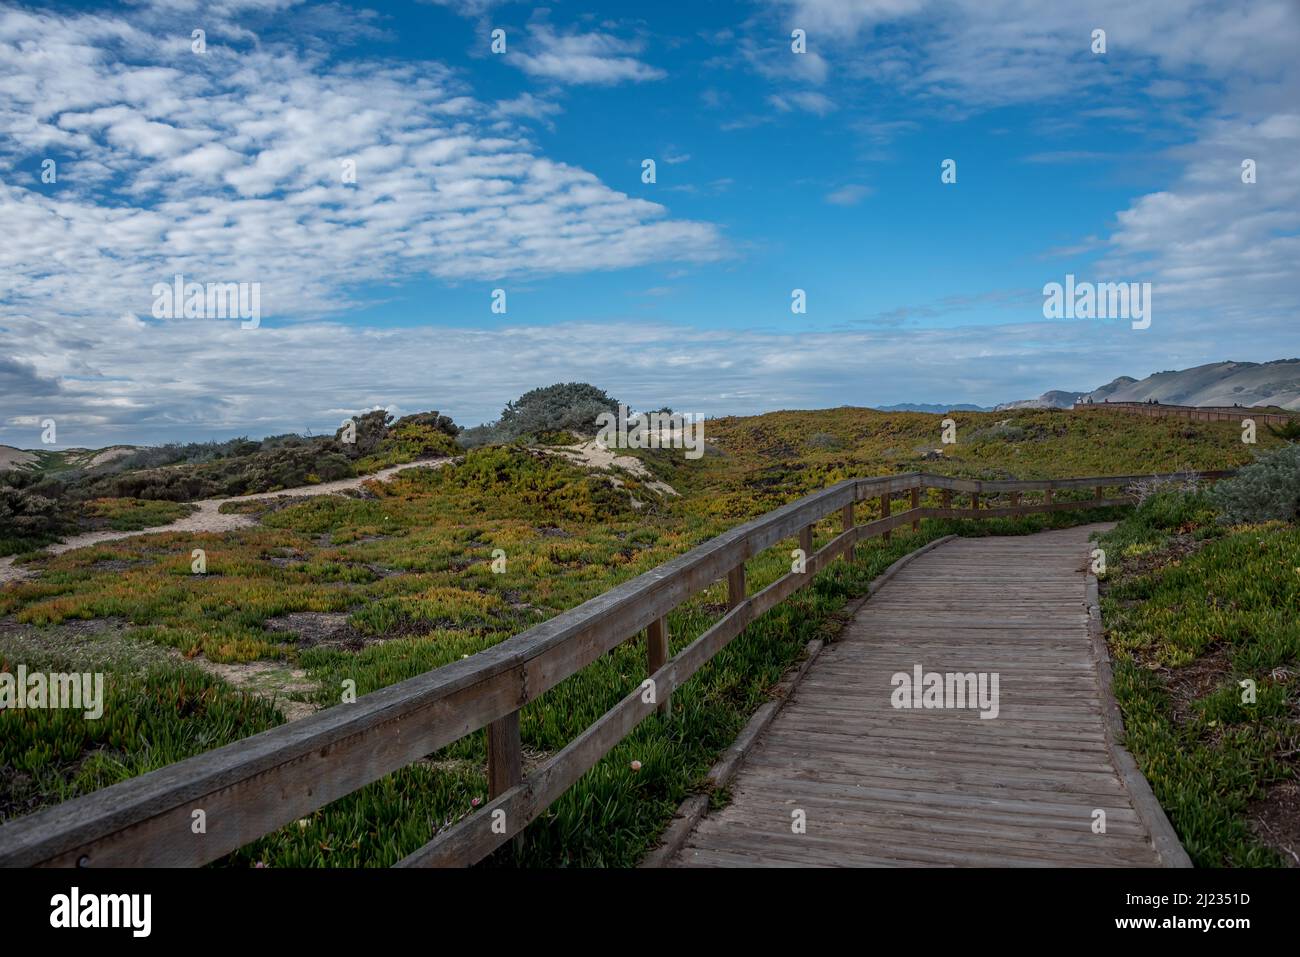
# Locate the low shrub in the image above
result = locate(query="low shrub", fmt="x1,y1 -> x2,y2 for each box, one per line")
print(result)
969,421 -> 1030,443
0,486 -> 69,554
496,383 -> 619,442
1265,419 -> 1300,441
1210,444 -> 1300,524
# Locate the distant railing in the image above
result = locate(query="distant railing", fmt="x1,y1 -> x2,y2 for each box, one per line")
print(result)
1079,401 -> 1295,426
0,469 -> 1235,868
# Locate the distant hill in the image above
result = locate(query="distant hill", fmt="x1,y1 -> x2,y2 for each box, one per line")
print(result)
0,446 -> 38,470
995,391 -> 1086,411
0,445 -> 138,472
875,403 -> 992,413
997,360 -> 1300,411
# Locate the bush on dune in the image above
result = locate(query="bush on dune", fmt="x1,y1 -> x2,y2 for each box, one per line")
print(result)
352,412 -> 460,471
0,486 -> 69,541
462,383 -> 619,448
1210,444 -> 1300,525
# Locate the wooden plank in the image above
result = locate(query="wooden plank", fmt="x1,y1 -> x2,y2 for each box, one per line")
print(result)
690,801 -> 1158,860
682,825 -> 1154,869
487,711 -> 523,799
798,524 -> 814,568
646,617 -> 670,717
841,502 -> 855,561
722,780 -> 1144,829
727,564 -> 745,610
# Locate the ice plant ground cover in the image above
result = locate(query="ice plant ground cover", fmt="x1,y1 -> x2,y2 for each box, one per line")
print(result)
0,406 -> 1285,866
1097,472 -> 1300,867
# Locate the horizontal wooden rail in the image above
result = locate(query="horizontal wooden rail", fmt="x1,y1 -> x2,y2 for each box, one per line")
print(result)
0,469 -> 1234,868
1079,402 -> 1296,427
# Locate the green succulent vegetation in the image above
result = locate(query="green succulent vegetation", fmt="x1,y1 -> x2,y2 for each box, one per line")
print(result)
81,498 -> 197,532
0,391 -> 1284,866
1097,444 -> 1300,866
1,637 -> 281,822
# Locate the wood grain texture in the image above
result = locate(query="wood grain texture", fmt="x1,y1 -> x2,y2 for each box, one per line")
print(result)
487,711 -> 522,799
669,524 -> 1182,868
646,616 -> 671,717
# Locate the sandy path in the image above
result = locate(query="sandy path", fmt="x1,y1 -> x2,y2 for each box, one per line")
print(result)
0,458 -> 450,585
551,440 -> 680,498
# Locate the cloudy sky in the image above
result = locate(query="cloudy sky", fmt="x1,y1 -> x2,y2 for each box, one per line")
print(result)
1,0 -> 1298,447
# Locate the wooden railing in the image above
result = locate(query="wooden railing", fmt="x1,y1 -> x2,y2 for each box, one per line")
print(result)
0,469 -> 1234,868
1079,402 -> 1295,426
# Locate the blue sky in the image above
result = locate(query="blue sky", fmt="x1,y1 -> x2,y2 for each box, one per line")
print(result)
1,0 -> 1298,446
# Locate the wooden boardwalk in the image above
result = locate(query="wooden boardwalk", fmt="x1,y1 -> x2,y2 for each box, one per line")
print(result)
670,525 -> 1186,867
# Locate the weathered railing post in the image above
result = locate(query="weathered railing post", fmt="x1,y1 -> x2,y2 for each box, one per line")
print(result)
1045,488 -> 1054,506
799,524 -> 814,571
487,713 -> 525,855
1011,491 -> 1021,509
487,711 -> 523,799
1095,485 -> 1103,500
881,493 -> 891,541
941,489 -> 952,510
971,491 -> 980,511
842,502 -> 855,561
646,617 -> 671,717
910,486 -> 920,532
727,564 -> 746,610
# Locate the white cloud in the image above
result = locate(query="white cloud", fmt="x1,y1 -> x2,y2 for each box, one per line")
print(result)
6,309 -> 1291,447
825,184 -> 873,205
740,36 -> 829,85
773,0 -> 928,34
768,91 -> 836,115
492,92 -> 562,123
0,7 -> 722,325
512,25 -> 665,85
765,0 -> 1300,107
421,0 -> 510,15
1097,112 -> 1300,325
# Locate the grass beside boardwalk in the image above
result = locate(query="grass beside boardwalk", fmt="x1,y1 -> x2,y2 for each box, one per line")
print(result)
1098,493 -> 1300,867
0,637 -> 280,823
